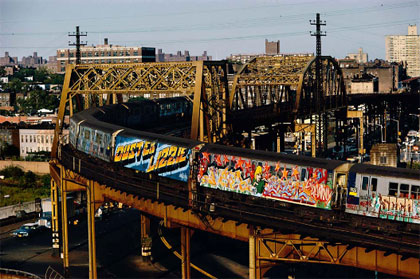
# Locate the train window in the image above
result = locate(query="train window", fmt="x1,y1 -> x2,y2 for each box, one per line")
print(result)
84,129 -> 90,140
95,133 -> 102,144
361,176 -> 369,191
371,178 -> 377,192
389,182 -> 398,196
411,185 -> 420,199
300,168 -> 307,181
399,184 -> 409,198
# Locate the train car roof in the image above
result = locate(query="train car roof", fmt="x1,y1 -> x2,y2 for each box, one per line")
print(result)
118,128 -> 201,148
349,164 -> 420,180
201,144 -> 345,170
154,97 -> 187,104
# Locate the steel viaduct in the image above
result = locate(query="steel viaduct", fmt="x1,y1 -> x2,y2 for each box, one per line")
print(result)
50,57 -> 419,278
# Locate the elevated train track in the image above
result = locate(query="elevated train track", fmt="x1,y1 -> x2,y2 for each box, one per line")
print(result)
50,58 -> 420,279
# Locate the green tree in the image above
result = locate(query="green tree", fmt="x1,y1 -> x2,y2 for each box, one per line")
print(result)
16,89 -> 59,114
34,68 -> 48,82
18,170 -> 36,188
4,78 -> 23,93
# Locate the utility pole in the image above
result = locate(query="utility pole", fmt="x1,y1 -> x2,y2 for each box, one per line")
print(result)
310,13 -> 326,156
68,26 -> 87,64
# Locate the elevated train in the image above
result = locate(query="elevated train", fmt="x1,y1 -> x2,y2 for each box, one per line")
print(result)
68,100 -> 420,228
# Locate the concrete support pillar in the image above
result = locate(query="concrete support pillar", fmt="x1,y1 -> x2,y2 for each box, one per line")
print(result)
59,167 -> 69,275
87,180 -> 98,279
180,227 -> 191,279
140,214 -> 152,260
51,179 -> 60,256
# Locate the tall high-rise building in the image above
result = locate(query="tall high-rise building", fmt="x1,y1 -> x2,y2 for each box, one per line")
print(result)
56,39 -> 155,73
386,25 -> 420,77
265,39 -> 280,55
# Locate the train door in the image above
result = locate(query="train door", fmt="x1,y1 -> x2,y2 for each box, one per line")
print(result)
335,172 -> 347,207
359,175 -> 370,212
359,175 -> 378,212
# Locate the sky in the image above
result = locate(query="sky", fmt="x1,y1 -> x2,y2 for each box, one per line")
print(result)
0,0 -> 419,61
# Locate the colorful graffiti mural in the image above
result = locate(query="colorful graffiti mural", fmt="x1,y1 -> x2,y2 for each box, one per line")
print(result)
198,152 -> 334,209
114,135 -> 190,182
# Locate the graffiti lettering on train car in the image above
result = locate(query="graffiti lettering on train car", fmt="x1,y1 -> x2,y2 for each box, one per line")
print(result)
198,153 -> 333,209
114,136 -> 190,182
346,193 -> 420,222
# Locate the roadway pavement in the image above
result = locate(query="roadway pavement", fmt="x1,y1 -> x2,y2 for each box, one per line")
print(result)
0,208 -> 175,278
1,208 -> 380,278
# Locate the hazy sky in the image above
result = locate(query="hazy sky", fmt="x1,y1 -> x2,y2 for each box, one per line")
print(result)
0,0 -> 419,60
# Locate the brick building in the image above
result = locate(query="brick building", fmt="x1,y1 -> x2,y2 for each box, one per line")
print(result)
56,39 -> 156,73
346,48 -> 368,64
156,49 -> 212,62
20,52 -> 46,68
265,39 -> 280,55
338,59 -> 405,93
0,52 -> 18,66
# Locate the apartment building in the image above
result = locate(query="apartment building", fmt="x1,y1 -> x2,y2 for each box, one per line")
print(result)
19,128 -> 68,158
56,39 -> 155,73
386,25 -> 420,77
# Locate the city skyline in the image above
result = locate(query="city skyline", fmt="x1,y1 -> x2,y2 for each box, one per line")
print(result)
0,0 -> 419,60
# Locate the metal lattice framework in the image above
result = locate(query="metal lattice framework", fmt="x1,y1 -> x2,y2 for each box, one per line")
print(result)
252,233 -> 418,278
52,61 -> 229,158
229,55 -> 346,123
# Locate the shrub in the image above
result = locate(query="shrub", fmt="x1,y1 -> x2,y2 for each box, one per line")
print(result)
0,166 -> 24,179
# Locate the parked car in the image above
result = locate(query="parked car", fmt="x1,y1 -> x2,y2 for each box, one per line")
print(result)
11,223 -> 39,238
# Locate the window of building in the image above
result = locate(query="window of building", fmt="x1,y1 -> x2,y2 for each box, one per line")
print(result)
29,135 -> 32,142
26,147 -> 28,153
21,148 -> 24,154
400,184 -> 409,198
46,136 -> 48,143
21,135 -> 24,142
380,156 -> 387,164
41,135 -> 44,143
389,182 -> 398,196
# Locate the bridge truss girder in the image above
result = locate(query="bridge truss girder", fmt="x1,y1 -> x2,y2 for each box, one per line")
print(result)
229,55 -> 346,155
52,61 -> 229,158
251,232 -> 418,279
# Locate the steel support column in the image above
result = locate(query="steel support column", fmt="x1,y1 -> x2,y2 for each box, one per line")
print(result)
249,227 -> 257,279
180,226 -> 191,279
87,180 -> 97,279
191,62 -> 204,141
140,214 -> 151,259
51,179 -> 60,256
59,167 -> 69,274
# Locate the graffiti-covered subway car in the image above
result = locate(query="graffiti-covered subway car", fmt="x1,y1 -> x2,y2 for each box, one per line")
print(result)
197,144 -> 345,210
113,129 -> 200,183
346,164 -> 420,224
